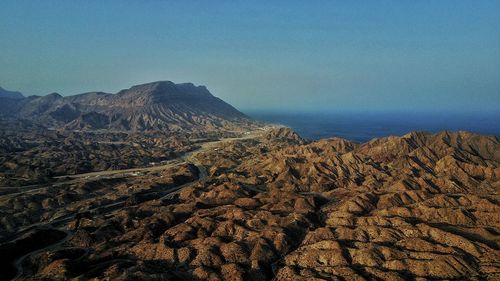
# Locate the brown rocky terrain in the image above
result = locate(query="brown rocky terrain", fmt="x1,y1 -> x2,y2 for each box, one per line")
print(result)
1,127 -> 498,281
0,118 -> 249,187
0,81 -> 255,132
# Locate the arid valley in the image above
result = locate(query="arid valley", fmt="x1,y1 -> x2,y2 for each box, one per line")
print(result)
0,81 -> 498,281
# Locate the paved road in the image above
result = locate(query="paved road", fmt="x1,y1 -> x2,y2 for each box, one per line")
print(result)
5,128 -> 268,281
11,229 -> 73,281
0,129 -> 264,199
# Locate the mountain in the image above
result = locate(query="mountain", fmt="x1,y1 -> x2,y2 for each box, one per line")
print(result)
0,81 -> 253,131
0,87 -> 24,99
0,87 -> 26,117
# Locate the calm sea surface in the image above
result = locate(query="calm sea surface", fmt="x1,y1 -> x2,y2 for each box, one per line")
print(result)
246,111 -> 500,143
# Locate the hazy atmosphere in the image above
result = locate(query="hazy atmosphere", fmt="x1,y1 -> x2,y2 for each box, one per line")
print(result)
1,0 -> 499,113
1,2 -> 500,281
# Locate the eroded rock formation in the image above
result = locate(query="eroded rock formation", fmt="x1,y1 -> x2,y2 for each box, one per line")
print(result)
0,81 -> 254,132
1,128 -> 498,280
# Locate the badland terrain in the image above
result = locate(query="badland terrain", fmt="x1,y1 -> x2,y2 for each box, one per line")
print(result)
0,82 -> 498,280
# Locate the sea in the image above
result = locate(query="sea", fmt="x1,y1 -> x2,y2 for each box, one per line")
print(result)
246,111 -> 500,143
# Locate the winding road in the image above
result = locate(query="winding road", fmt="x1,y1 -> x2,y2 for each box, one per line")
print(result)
3,128 -> 267,281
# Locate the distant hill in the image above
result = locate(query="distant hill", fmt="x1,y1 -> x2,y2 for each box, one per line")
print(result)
0,81 -> 254,131
0,87 -> 24,99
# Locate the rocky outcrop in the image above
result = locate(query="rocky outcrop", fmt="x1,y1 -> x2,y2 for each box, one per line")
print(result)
1,129 -> 499,280
0,81 -> 254,132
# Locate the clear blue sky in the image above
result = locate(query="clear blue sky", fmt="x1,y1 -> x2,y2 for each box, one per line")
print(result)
1,0 -> 499,113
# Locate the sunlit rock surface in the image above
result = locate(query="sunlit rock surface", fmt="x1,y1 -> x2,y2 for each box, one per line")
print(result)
0,127 -> 498,280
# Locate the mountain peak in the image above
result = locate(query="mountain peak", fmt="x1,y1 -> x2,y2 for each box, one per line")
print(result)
116,81 -> 215,107
128,80 -> 175,91
0,80 -> 251,131
0,86 -> 24,99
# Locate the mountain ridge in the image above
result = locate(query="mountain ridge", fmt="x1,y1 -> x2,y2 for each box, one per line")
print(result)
0,81 -> 253,132
0,86 -> 24,99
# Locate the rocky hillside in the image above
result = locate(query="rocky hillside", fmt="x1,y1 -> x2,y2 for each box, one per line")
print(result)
0,87 -> 24,100
2,128 -> 498,280
0,81 -> 253,131
0,87 -> 25,115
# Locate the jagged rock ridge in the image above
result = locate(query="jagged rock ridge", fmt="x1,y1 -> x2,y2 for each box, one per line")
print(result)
0,81 -> 252,131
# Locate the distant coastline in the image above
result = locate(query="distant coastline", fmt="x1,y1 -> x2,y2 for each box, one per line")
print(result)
246,111 -> 500,142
